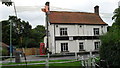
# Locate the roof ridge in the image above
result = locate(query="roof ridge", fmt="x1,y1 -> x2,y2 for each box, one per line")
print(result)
50,11 -> 95,14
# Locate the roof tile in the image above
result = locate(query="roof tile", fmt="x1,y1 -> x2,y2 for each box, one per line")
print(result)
48,11 -> 107,25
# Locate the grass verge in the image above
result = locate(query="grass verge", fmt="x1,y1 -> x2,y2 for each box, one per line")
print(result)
1,59 -> 75,65
1,61 -> 81,68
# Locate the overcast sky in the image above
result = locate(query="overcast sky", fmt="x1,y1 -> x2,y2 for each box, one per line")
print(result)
0,0 -> 120,28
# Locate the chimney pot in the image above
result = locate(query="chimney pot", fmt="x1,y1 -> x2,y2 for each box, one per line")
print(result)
94,5 -> 99,15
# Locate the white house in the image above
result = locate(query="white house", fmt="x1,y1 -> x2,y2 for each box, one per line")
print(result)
44,6 -> 108,54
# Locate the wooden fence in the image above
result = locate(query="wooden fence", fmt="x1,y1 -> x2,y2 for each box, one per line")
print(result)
16,48 -> 40,56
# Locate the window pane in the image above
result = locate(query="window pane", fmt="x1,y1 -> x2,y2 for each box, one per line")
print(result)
65,31 -> 67,35
79,42 -> 83,50
61,43 -> 63,51
66,43 -> 68,50
94,42 -> 100,50
61,43 -> 68,52
60,28 -> 67,36
94,28 -> 99,35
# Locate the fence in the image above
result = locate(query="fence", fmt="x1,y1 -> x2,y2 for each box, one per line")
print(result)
1,51 -> 100,68
16,48 -> 40,56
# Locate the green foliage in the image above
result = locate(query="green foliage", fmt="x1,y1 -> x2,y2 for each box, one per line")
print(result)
1,16 -> 45,48
100,29 -> 120,66
2,48 -> 8,56
2,2 -> 13,6
31,25 -> 45,47
49,61 -> 81,66
112,8 -> 120,23
1,20 -> 10,45
100,7 -> 120,67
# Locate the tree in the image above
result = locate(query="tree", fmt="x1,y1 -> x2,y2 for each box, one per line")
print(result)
100,7 -> 120,67
1,20 -> 10,45
30,25 -> 45,47
112,7 -> 120,26
2,2 -> 12,6
1,16 -> 45,48
1,16 -> 32,48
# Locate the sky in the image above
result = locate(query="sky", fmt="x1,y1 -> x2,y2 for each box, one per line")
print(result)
0,0 -> 120,28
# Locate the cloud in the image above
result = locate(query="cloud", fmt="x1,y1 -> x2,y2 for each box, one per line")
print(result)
100,13 -> 113,26
16,6 -> 42,12
0,0 -> 119,27
17,11 -> 45,28
0,4 -> 15,21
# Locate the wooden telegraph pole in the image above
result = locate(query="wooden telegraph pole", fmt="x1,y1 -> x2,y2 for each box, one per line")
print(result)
42,2 -> 50,54
41,2 -> 50,68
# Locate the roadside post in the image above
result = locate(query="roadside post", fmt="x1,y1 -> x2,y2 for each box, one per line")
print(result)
22,48 -> 27,67
15,51 -> 21,63
46,53 -> 49,68
81,56 -> 85,67
41,2 -> 50,68
88,50 -> 92,68
75,52 -> 77,60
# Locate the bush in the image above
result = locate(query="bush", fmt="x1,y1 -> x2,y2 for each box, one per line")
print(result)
2,48 -> 9,56
100,27 -> 120,67
1,48 -> 9,60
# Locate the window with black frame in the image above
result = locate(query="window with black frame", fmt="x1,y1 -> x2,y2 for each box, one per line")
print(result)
94,42 -> 100,50
61,43 -> 68,52
60,28 -> 67,36
79,42 -> 84,51
93,28 -> 99,35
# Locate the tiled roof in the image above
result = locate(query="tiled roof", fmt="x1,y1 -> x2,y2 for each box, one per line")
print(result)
48,11 -> 107,25
0,42 -> 9,48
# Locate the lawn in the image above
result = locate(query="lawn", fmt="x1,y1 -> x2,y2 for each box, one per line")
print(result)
50,61 -> 81,66
1,59 -> 74,65
1,61 -> 82,68
1,61 -> 45,65
1,65 -> 45,68
1,57 -> 99,68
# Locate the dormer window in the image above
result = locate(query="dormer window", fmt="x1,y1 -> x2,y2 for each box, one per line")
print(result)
60,28 -> 68,36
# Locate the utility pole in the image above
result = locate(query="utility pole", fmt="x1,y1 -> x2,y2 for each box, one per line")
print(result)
9,19 -> 12,62
46,2 -> 50,54
46,12 -> 49,53
1,0 -> 17,62
41,2 -> 50,68
41,2 -> 50,54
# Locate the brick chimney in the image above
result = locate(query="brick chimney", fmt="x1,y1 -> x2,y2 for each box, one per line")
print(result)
94,5 -> 99,15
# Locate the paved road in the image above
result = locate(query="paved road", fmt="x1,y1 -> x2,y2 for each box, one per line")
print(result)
2,54 -> 99,63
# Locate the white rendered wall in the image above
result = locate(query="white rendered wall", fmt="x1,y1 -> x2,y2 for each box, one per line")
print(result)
53,24 -> 107,36
46,24 -> 108,53
55,40 -> 101,53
